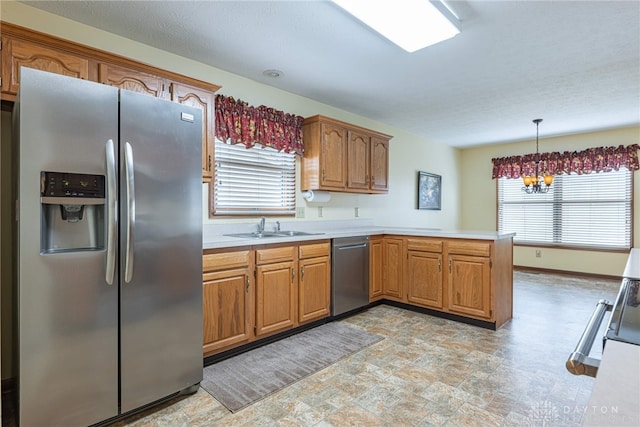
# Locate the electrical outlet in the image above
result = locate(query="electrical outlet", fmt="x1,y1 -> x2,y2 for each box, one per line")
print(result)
535,250 -> 542,258
355,207 -> 359,218
318,206 -> 323,218
296,207 -> 305,218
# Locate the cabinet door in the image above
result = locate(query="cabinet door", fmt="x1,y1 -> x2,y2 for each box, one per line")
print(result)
256,260 -> 297,336
448,254 -> 491,319
370,137 -> 389,193
298,256 -> 330,323
98,63 -> 166,98
319,123 -> 347,189
170,82 -> 215,183
407,251 -> 443,309
3,38 -> 89,95
383,238 -> 404,300
347,130 -> 370,191
369,238 -> 384,301
202,268 -> 252,355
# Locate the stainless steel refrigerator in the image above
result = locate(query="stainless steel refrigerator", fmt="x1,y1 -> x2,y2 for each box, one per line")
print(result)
15,68 -> 203,426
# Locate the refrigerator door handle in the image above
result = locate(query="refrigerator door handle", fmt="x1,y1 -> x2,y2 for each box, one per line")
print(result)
124,142 -> 135,283
105,139 -> 117,285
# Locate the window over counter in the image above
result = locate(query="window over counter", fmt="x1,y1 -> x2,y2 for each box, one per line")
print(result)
497,168 -> 633,250
212,139 -> 296,216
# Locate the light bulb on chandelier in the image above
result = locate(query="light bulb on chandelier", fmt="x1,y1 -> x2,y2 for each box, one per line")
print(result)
522,118 -> 554,194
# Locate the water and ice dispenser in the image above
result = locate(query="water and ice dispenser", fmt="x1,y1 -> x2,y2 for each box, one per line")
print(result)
40,171 -> 106,254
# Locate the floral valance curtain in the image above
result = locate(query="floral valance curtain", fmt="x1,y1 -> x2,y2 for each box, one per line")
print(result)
214,94 -> 304,156
492,144 -> 640,179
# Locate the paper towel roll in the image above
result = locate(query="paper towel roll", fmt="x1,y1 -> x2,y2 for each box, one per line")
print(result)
302,190 -> 331,203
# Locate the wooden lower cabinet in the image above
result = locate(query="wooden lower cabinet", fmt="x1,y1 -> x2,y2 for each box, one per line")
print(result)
407,250 -> 443,309
298,242 -> 331,323
204,240 -> 331,356
447,254 -> 491,319
202,249 -> 253,357
255,260 -> 297,337
392,236 -> 512,328
369,236 -> 384,301
382,237 -> 404,300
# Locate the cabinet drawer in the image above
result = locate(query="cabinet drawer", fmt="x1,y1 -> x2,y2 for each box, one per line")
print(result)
407,238 -> 442,253
447,240 -> 491,257
299,241 -> 330,259
256,246 -> 296,264
203,250 -> 251,272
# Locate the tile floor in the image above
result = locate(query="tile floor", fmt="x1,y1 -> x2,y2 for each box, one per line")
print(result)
113,271 -> 620,426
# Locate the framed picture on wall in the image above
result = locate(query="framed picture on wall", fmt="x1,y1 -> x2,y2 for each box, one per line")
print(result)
417,171 -> 441,210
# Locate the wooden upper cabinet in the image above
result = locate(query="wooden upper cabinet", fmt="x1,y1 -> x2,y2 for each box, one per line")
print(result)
170,82 -> 215,182
319,123 -> 348,189
98,63 -> 166,98
370,136 -> 389,193
347,130 -> 370,191
2,37 -> 90,96
302,115 -> 392,194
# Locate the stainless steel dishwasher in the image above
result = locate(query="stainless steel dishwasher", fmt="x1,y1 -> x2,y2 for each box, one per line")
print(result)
332,236 -> 370,317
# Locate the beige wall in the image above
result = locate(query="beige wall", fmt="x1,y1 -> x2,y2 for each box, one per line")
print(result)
460,125 -> 640,276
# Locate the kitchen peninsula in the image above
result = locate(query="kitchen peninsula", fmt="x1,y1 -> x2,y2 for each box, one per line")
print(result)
202,220 -> 514,358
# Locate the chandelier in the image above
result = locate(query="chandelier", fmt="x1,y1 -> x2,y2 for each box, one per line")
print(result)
522,118 -> 554,193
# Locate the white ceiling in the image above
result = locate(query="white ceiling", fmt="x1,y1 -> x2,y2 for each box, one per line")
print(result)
21,0 -> 640,147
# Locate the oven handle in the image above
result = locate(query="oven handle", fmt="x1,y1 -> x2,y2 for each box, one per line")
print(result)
566,299 -> 612,377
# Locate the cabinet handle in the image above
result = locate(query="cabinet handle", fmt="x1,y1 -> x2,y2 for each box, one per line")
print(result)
449,259 -> 452,273
438,259 -> 441,272
246,275 -> 249,292
292,269 -> 295,283
208,155 -> 212,171
301,266 -> 305,281
322,169 -> 326,183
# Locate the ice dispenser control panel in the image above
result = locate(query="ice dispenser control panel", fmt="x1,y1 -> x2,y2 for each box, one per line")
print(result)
40,171 -> 106,253
41,171 -> 105,199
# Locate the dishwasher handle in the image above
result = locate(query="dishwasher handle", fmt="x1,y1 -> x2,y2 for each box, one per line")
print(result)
336,243 -> 368,251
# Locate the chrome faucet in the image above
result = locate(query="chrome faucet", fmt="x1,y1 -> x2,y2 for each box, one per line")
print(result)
258,217 -> 266,233
275,221 -> 281,232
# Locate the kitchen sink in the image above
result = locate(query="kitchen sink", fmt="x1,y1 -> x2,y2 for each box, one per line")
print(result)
224,231 -> 323,239
275,230 -> 320,237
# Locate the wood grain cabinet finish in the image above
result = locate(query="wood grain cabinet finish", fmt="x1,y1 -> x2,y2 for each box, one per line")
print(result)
302,115 -> 392,194
447,254 -> 491,319
298,243 -> 330,324
382,237 -> 404,301
370,137 -> 389,192
170,82 -> 215,182
379,236 -> 513,329
202,249 -> 253,357
2,36 -> 90,96
369,236 -> 384,301
255,259 -> 297,337
446,240 -> 493,319
406,238 -> 444,309
1,22 -> 220,183
98,63 -> 167,98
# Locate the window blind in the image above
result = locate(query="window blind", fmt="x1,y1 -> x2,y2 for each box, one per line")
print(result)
497,169 -> 633,250
213,140 -> 296,216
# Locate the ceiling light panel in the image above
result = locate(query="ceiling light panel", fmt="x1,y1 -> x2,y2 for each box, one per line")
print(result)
332,0 -> 460,52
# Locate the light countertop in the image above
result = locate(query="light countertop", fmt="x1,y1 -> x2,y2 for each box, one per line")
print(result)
583,340 -> 640,426
203,220 -> 515,250
622,248 -> 640,280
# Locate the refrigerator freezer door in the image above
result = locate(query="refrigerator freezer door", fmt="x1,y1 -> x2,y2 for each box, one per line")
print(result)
17,68 -> 119,426
119,90 -> 203,412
